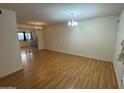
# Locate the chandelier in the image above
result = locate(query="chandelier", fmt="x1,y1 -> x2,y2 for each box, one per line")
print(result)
34,25 -> 42,30
32,22 -> 42,31
68,13 -> 78,27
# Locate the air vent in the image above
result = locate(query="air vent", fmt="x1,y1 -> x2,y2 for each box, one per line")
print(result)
0,10 -> 2,14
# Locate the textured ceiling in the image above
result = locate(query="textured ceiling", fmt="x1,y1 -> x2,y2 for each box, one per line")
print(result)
0,3 -> 124,25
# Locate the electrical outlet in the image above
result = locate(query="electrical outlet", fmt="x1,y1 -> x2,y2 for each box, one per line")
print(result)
121,76 -> 124,84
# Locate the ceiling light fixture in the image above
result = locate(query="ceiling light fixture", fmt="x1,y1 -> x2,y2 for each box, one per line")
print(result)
34,25 -> 42,31
68,13 -> 78,27
33,22 -> 42,31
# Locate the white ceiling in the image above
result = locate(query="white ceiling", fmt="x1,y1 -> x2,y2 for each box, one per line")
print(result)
0,3 -> 124,25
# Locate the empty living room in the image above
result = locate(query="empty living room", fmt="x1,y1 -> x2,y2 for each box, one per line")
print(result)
0,2 -> 124,91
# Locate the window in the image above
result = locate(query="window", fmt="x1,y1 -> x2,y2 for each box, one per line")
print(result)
17,32 -> 33,41
25,33 -> 32,40
18,32 -> 24,40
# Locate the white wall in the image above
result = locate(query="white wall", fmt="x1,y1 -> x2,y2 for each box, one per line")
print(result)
43,16 -> 118,62
0,9 -> 23,78
113,9 -> 124,89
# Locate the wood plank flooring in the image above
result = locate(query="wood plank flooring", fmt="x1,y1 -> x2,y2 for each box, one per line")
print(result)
0,48 -> 118,89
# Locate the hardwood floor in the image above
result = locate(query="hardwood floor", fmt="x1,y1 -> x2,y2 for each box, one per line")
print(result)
0,48 -> 118,89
